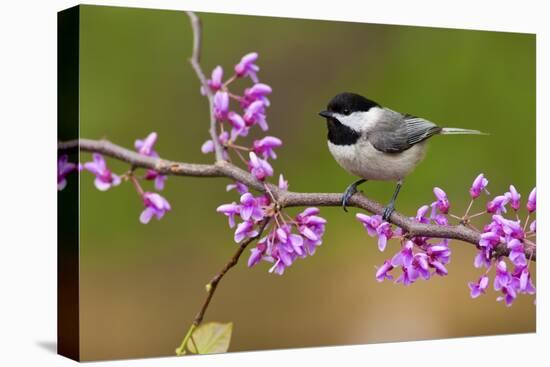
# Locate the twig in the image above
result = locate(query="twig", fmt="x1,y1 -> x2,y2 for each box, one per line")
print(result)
185,11 -> 225,162
175,218 -> 271,355
58,138 -> 537,262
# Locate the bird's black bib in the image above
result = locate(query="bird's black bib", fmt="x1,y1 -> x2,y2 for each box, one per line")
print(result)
326,119 -> 361,146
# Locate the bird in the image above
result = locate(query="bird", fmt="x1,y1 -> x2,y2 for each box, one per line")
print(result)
319,92 -> 486,220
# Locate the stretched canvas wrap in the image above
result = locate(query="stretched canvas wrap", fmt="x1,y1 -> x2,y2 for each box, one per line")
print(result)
58,4 -> 536,362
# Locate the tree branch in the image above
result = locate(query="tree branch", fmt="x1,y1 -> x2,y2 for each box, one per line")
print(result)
58,138 -> 536,261
175,218 -> 270,355
185,11 -> 225,162
196,218 -> 270,326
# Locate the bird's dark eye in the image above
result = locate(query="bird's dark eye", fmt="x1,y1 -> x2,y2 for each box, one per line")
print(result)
343,109 -> 350,115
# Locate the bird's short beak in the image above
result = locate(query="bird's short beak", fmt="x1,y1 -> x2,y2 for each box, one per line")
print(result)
319,110 -> 333,118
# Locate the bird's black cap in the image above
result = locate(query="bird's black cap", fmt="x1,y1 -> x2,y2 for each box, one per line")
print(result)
323,92 -> 380,116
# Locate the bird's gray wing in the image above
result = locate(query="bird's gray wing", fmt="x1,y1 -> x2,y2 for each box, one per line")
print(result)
368,112 -> 442,153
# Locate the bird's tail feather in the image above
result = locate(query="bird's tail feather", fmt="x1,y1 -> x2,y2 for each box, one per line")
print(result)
441,127 -> 488,135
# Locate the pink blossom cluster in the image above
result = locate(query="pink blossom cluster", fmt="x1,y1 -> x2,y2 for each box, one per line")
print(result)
135,132 -> 168,191
200,52 -> 279,182
204,52 -> 327,274
218,177 -> 326,275
58,132 -> 172,224
470,181 -> 536,306
356,173 -> 536,306
357,190 -> 452,286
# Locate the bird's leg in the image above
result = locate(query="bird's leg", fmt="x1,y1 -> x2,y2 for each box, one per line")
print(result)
341,179 -> 367,212
382,180 -> 403,221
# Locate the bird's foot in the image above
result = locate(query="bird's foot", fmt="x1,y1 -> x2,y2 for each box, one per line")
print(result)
341,188 -> 356,212
341,179 -> 366,212
382,203 -> 395,221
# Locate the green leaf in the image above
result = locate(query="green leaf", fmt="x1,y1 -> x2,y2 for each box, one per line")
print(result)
187,322 -> 233,354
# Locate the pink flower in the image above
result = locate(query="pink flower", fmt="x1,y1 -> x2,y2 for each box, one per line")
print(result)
263,228 -> 303,274
375,222 -> 393,251
243,83 -> 272,107
140,192 -> 171,224
248,242 -> 266,268
201,140 -> 214,154
200,132 -> 230,159
507,239 -> 527,266
408,253 -> 431,282
144,170 -> 168,191
514,266 -> 536,295
295,208 -> 327,255
213,91 -> 229,121
429,258 -> 449,276
494,260 -> 510,291
268,260 -> 287,275
234,52 -> 259,82
253,211 -> 326,275
217,202 -> 241,228
434,214 -> 448,226
474,250 -> 492,269
83,153 -> 121,191
234,220 -> 259,243
58,154 -> 77,191
415,205 -> 430,224
468,275 -> 489,298
375,260 -> 394,282
252,136 -> 282,159
470,173 -> 489,199
527,187 -> 536,212
492,215 -> 524,239
356,213 -> 383,237
278,225 -> 305,258
278,174 -> 289,190
432,187 -> 450,214
135,132 -> 158,156
239,193 -> 265,222
201,65 -> 223,94
227,111 -> 247,139
226,181 -> 248,194
497,284 -> 517,307
243,100 -> 268,131
135,132 -> 168,190
479,231 -> 502,249
391,241 -> 414,268
395,267 -> 413,286
487,195 -> 509,214
356,212 -> 396,252
248,152 -> 273,181
427,243 -> 451,265
505,185 -> 521,211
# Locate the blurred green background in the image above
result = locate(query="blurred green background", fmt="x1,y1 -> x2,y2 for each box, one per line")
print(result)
75,5 -> 535,361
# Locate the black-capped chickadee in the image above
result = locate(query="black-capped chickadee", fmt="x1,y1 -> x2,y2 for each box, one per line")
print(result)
319,92 -> 486,220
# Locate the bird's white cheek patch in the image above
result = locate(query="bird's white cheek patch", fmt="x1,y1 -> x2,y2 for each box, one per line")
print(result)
336,107 -> 384,133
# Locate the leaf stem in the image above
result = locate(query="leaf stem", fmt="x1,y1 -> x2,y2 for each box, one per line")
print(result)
223,74 -> 237,89
464,199 -> 474,218
467,211 -> 486,219
128,173 -> 144,197
175,323 -> 197,356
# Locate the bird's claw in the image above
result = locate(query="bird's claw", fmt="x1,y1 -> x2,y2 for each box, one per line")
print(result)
341,189 -> 355,212
341,179 -> 367,213
382,204 -> 395,221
